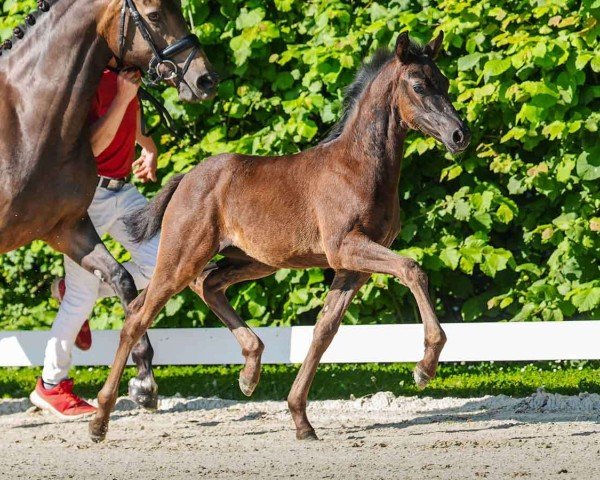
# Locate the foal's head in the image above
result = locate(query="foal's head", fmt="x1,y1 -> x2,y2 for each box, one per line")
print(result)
100,0 -> 217,102
393,31 -> 470,154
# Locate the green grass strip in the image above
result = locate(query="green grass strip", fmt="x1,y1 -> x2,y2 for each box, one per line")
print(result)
2,361 -> 600,400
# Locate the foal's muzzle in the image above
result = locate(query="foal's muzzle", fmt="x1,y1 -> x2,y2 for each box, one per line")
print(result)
445,124 -> 471,153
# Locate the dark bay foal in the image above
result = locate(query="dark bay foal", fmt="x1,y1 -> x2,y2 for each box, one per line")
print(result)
92,30 -> 471,441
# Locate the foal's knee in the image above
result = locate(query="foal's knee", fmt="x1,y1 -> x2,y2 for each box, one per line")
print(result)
399,258 -> 428,288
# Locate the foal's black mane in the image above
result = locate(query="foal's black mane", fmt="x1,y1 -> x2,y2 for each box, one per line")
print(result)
0,0 -> 58,59
321,40 -> 425,144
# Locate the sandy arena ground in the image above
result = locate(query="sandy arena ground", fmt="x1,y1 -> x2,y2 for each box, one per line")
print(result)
1,390 -> 600,479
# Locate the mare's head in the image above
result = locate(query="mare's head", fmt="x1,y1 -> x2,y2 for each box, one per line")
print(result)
393,31 -> 470,154
100,0 -> 217,101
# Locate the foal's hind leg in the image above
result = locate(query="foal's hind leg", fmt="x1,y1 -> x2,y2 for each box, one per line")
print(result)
190,255 -> 276,396
334,232 -> 446,388
288,270 -> 369,440
47,216 -> 158,407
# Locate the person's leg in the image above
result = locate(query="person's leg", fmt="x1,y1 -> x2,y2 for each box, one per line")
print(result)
98,184 -> 158,297
41,188 -> 114,385
41,255 -> 101,385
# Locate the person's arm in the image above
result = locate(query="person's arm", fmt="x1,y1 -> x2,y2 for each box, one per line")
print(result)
132,109 -> 159,183
89,70 -> 141,157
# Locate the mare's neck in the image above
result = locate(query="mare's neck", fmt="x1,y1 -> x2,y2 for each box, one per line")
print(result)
3,0 -> 113,151
337,64 -> 406,187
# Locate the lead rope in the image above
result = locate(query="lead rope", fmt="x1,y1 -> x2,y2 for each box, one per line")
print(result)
137,87 -> 192,139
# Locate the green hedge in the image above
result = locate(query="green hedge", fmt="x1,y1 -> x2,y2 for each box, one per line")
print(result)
1,0 -> 598,331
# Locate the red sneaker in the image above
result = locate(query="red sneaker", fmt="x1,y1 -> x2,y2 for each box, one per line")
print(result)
29,378 -> 97,419
51,278 -> 93,351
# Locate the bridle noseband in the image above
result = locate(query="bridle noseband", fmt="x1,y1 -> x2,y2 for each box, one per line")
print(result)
118,0 -> 201,87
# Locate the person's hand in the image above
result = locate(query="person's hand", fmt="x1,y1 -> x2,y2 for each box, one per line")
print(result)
115,69 -> 141,105
133,144 -> 158,183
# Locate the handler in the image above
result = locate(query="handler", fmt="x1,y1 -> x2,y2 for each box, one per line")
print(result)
30,65 -> 160,418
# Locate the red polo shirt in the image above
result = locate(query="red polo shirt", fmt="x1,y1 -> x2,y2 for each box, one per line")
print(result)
89,69 -> 139,179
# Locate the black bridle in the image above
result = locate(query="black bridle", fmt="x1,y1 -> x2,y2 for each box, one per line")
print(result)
118,0 -> 201,88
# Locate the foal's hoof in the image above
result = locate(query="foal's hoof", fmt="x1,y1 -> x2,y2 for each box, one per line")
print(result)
413,364 -> 432,390
128,377 -> 158,410
238,374 -> 258,397
296,429 -> 319,441
89,418 -> 108,443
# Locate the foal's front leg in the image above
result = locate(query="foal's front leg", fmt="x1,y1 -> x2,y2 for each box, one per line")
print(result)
288,271 -> 369,440
336,232 -> 446,388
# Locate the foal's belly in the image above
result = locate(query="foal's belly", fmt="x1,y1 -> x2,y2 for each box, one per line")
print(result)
227,219 -> 329,270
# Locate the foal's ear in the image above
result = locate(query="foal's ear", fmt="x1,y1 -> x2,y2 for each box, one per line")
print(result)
395,31 -> 410,63
424,31 -> 444,60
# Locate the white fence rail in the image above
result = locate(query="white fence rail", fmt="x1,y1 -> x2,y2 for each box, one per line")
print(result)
0,321 -> 599,367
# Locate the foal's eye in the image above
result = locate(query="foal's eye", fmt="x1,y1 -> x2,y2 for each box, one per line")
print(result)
147,11 -> 161,22
413,84 -> 425,95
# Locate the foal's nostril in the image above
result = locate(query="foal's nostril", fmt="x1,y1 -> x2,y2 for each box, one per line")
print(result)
197,73 -> 216,92
452,129 -> 464,145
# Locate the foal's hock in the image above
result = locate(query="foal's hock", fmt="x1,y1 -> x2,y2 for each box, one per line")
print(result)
94,30 -> 471,441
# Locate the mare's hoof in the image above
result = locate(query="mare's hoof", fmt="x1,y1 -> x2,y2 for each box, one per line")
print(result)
296,429 -> 319,441
238,374 -> 258,397
89,418 -> 107,443
128,377 -> 158,410
413,365 -> 432,390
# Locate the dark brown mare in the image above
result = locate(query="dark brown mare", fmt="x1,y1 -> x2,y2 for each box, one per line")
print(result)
0,0 -> 216,409
94,30 -> 471,442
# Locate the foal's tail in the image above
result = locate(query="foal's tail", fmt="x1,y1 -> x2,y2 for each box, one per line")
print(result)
125,174 -> 186,244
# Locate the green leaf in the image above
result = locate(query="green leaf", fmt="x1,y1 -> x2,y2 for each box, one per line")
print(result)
458,53 -> 483,71
483,58 -> 511,77
165,296 -> 185,317
576,150 -> 600,181
570,288 -> 600,312
481,250 -> 512,277
496,204 -> 514,224
236,8 -> 265,29
556,157 -> 575,182
439,248 -> 461,270
440,164 -> 463,181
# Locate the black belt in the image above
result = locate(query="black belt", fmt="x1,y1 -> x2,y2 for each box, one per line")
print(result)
97,176 -> 130,191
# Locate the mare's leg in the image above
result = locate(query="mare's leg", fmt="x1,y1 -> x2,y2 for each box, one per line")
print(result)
89,213 -> 219,441
333,232 -> 446,388
288,270 -> 369,440
190,255 -> 276,396
129,333 -> 157,408
47,215 -> 138,329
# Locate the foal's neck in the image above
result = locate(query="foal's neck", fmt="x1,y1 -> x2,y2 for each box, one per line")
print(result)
3,0 -> 112,151
337,64 -> 406,187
